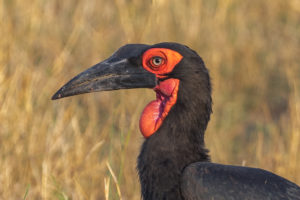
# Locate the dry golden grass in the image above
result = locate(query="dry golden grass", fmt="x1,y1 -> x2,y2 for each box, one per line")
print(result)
0,0 -> 299,199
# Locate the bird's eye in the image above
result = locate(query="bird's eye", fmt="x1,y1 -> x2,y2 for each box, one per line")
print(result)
151,57 -> 164,67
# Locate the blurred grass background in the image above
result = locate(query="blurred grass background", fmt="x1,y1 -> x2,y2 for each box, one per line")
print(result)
0,0 -> 299,199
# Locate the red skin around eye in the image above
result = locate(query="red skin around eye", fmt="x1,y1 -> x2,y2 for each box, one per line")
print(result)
142,48 -> 183,78
139,48 -> 182,138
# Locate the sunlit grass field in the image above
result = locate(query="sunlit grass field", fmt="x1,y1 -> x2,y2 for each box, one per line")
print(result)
0,0 -> 299,199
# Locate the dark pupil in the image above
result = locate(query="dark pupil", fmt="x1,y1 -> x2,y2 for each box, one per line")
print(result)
153,57 -> 162,65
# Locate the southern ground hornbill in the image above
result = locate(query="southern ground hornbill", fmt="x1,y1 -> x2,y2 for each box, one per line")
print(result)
52,43 -> 300,200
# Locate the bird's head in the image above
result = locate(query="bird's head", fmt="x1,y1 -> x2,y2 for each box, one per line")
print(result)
52,42 -> 211,138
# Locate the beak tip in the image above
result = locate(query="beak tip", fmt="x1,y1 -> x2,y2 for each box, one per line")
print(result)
51,90 -> 63,100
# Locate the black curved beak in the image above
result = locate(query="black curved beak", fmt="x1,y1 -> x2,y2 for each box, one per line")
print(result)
52,57 -> 156,100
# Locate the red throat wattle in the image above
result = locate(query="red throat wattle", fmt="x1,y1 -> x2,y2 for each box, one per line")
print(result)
139,79 -> 179,138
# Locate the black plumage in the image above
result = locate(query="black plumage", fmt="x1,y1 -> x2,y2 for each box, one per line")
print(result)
53,42 -> 300,200
182,163 -> 300,200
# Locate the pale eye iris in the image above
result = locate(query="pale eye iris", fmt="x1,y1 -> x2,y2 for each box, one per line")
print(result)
152,57 -> 163,66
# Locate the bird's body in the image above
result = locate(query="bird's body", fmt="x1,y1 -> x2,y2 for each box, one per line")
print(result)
182,163 -> 300,200
53,42 -> 300,200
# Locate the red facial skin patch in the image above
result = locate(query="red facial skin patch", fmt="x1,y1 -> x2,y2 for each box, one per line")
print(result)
139,48 -> 182,138
142,48 -> 183,78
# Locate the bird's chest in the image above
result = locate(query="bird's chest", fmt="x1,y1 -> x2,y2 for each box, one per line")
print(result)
137,140 -> 196,200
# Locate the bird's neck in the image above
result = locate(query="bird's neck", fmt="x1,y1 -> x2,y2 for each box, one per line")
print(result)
137,90 -> 211,199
